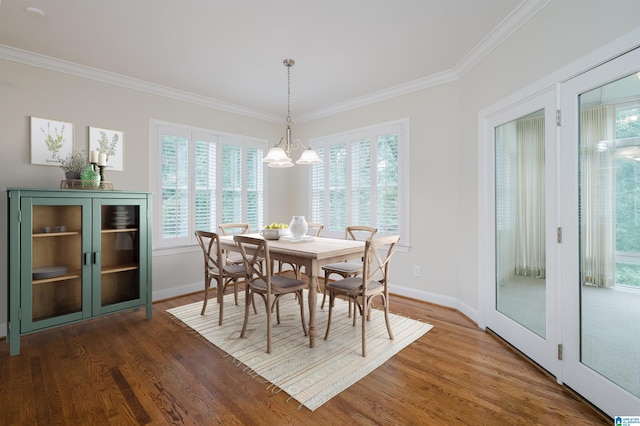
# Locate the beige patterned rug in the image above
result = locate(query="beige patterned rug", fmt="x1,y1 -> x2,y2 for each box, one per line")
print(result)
167,290 -> 433,411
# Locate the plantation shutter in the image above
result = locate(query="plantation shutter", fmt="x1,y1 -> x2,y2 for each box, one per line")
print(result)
328,143 -> 347,232
307,119 -> 408,244
161,130 -> 190,244
245,145 -> 264,231
351,138 -> 371,226
376,133 -> 399,234
310,146 -> 325,225
194,136 -> 217,232
221,144 -> 243,224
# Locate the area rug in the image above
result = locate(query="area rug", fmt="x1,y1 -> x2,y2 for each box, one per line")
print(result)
166,291 -> 433,411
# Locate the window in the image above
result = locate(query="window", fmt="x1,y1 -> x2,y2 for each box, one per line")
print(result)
150,121 -> 266,249
615,103 -> 640,287
308,119 -> 409,246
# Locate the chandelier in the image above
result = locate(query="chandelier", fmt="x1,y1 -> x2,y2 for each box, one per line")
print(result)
262,59 -> 323,168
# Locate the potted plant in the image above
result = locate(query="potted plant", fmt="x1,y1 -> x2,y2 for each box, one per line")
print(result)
60,150 -> 88,180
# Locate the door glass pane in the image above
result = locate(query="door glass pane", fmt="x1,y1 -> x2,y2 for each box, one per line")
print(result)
579,72 -> 640,398
32,205 -> 83,320
101,204 -> 140,307
495,109 -> 546,338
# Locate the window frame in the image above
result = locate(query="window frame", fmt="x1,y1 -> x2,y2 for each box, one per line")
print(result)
149,119 -> 267,250
308,118 -> 410,248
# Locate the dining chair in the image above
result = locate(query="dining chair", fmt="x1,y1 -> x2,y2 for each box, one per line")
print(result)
218,223 -> 252,267
195,230 -> 247,325
320,225 -> 377,311
234,234 -> 308,354
278,222 -> 324,278
323,234 -> 401,357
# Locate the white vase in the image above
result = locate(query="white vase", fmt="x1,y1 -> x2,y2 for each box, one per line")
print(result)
289,216 -> 308,238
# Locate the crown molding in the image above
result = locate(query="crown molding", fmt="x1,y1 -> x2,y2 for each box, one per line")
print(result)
297,69 -> 458,122
0,44 -> 282,123
455,0 -> 551,78
299,0 -> 550,121
0,0 -> 548,123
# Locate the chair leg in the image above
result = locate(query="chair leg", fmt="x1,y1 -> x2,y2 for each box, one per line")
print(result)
321,271 -> 329,309
216,277 -> 225,326
240,288 -> 251,338
233,278 -> 239,305
361,299 -> 367,357
201,276 -> 210,315
298,290 -> 308,336
266,293 -> 272,354
324,292 -> 335,340
382,295 -> 394,340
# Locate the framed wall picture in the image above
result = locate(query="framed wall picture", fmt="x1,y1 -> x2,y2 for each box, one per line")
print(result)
30,117 -> 74,166
89,126 -> 124,171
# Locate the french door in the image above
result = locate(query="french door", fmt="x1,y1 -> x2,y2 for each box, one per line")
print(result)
560,47 -> 640,416
483,46 -> 640,417
484,88 -> 560,377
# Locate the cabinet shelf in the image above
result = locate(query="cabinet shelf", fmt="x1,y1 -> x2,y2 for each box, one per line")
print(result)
33,231 -> 80,238
102,264 -> 139,274
101,228 -> 139,234
32,270 -> 82,284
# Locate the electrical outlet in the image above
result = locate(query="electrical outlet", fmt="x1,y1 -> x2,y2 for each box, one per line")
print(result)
413,266 -> 421,276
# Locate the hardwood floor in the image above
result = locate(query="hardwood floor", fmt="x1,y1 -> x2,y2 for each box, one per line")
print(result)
1,283 -> 610,425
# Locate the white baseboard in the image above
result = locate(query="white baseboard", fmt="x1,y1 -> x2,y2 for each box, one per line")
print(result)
0,283 -> 479,340
389,283 -> 480,325
153,281 -> 203,302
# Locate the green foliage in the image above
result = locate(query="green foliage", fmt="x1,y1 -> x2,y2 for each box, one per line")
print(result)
59,150 -> 89,173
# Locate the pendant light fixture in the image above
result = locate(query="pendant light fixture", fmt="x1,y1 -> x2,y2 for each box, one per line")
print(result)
263,59 -> 323,168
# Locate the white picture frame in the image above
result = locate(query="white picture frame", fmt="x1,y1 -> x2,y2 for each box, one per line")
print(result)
30,116 -> 74,166
89,126 -> 124,171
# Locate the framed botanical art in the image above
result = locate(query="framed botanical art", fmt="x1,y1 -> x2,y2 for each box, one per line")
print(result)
89,126 -> 124,171
30,117 -> 74,166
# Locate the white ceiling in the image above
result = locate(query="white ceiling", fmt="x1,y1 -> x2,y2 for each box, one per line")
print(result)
0,0 -> 548,121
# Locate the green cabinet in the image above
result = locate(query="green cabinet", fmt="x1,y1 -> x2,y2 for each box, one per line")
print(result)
6,188 -> 152,355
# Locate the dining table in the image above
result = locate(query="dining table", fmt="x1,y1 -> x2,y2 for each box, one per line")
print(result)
219,234 -> 366,348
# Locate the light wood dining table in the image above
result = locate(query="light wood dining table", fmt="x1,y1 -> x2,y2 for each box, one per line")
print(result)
219,234 -> 365,348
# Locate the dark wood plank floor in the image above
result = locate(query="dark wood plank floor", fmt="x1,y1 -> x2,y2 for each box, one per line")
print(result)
0,283 -> 610,425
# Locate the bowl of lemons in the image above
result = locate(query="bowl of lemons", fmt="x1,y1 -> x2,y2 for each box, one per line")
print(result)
260,222 -> 289,240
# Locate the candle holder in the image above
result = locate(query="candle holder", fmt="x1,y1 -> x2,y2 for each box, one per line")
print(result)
89,162 -> 98,172
97,165 -> 106,182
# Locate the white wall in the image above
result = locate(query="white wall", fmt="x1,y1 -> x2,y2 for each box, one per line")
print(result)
295,1 -> 640,321
1,0 -> 640,338
0,59 -> 286,336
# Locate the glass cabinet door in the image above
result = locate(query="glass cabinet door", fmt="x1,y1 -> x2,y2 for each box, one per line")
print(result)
21,198 -> 92,332
94,199 -> 147,313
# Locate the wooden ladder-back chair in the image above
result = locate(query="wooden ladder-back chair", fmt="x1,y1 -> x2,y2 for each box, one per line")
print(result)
321,225 -> 377,311
323,234 -> 401,357
278,223 -> 325,278
234,235 -> 308,354
195,231 -> 246,325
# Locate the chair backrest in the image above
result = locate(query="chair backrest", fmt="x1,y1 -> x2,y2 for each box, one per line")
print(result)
362,235 -> 401,293
218,223 -> 251,236
307,223 -> 324,237
195,230 -> 224,275
345,225 -> 377,241
234,234 -> 272,286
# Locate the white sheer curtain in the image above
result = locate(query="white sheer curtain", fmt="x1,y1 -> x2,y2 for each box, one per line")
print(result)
495,114 -> 545,282
515,115 -> 546,278
580,105 -> 616,287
